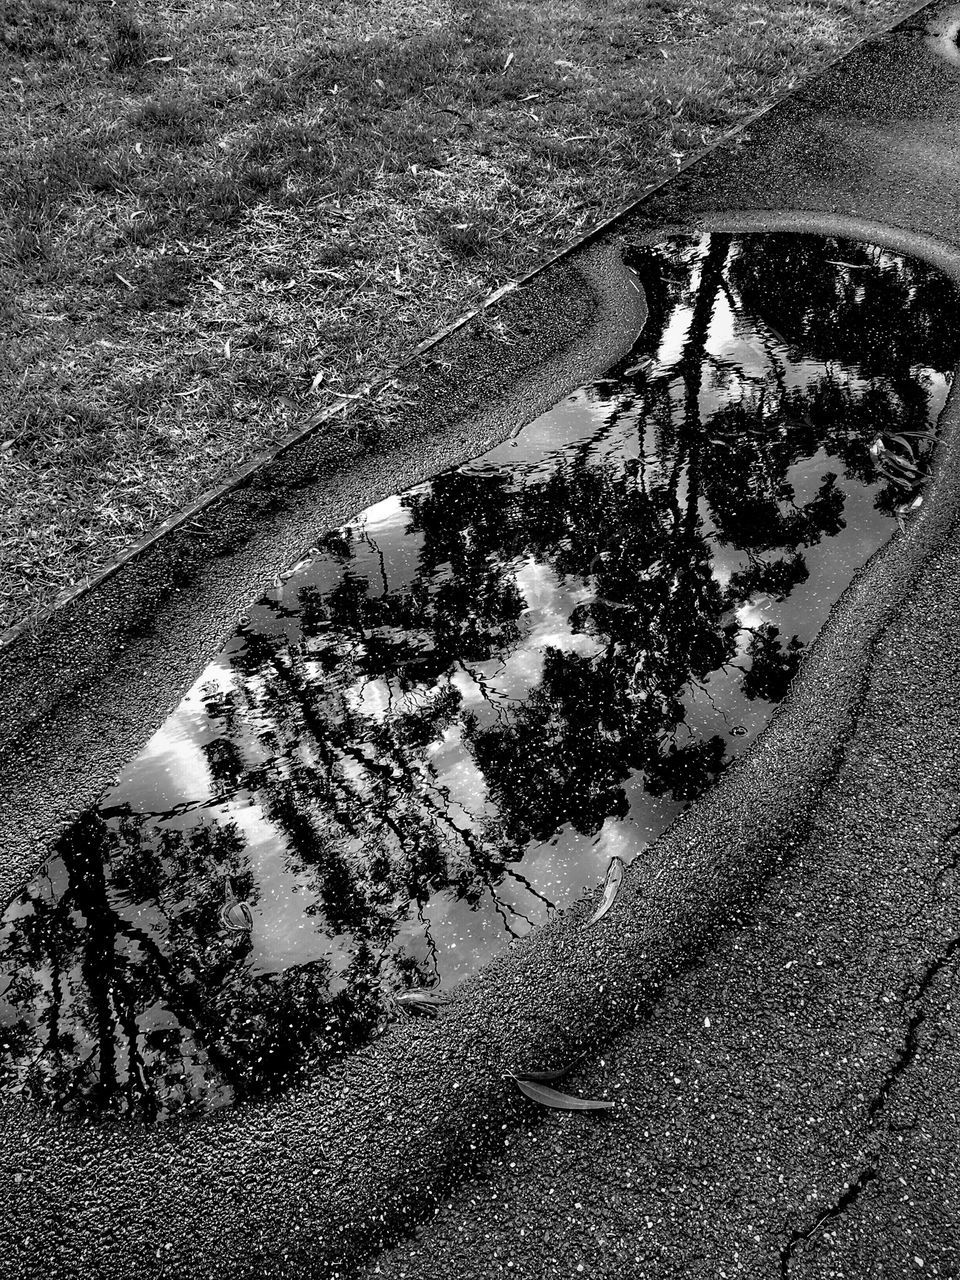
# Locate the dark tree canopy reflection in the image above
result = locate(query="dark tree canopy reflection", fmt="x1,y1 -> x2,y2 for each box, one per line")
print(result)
3,232 -> 959,1119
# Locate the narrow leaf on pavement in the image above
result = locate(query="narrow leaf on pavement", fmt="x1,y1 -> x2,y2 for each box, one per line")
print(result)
586,855 -> 625,927
512,1076 -> 614,1111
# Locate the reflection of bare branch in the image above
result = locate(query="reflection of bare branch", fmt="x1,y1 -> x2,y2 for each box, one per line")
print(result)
498,862 -> 556,915
484,882 -> 522,940
416,899 -> 440,985
687,675 -> 735,729
361,529 -> 390,598
454,659 -> 514,729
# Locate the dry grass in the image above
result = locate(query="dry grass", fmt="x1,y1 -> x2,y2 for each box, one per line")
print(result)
0,0 -> 916,632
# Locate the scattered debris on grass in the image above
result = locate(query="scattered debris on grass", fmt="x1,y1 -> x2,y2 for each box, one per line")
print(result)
0,0 -> 916,632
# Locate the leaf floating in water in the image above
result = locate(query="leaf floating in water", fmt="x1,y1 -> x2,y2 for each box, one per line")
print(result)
892,429 -> 937,442
876,462 -> 914,490
887,434 -> 918,456
585,855 -> 625,927
457,460 -> 510,480
594,596 -> 636,612
885,451 -> 920,476
895,494 -> 925,531
220,900 -> 253,932
220,876 -> 253,932
511,1076 -> 614,1111
396,987 -> 447,1005
396,988 -> 450,1018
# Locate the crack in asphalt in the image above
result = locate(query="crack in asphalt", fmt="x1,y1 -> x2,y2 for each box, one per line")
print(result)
865,929 -> 960,1130
779,1164 -> 878,1277
780,825 -> 960,1276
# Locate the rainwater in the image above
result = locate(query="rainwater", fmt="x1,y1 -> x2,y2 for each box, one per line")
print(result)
3,231 -> 958,1119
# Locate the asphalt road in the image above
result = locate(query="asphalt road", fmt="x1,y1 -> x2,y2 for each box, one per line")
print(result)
3,2 -> 960,1277
363,531 -> 960,1279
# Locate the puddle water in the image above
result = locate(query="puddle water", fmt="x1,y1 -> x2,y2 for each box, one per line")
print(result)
3,231 -> 959,1121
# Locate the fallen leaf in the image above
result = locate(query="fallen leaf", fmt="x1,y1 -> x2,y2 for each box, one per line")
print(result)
876,462 -> 913,489
887,434 -> 916,455
502,51 -> 515,72
511,1076 -> 613,1111
396,988 -> 449,1017
895,494 -> 925,530
221,900 -> 253,932
884,451 -> 920,475
594,597 -> 636,612
396,988 -> 447,1004
585,855 -> 625,927
457,460 -> 510,480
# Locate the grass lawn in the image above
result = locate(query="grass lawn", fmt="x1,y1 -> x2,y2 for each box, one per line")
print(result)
0,0 -> 916,634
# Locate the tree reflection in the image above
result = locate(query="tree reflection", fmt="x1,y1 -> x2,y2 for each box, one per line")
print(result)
3,232 -> 958,1118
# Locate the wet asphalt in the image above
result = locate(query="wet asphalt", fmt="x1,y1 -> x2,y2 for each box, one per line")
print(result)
3,2 -> 960,1277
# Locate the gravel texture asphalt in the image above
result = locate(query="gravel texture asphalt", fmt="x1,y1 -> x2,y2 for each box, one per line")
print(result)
3,2 -> 960,1278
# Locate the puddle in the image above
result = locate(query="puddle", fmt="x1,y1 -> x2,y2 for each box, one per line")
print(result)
3,231 -> 959,1121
